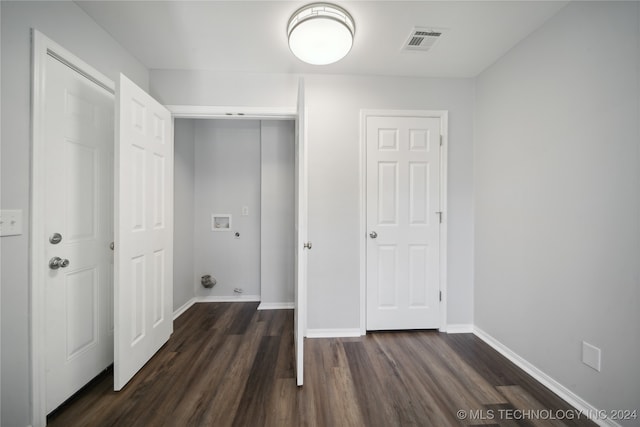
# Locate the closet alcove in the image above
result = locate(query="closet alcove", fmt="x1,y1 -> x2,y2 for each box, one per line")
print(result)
174,118 -> 295,309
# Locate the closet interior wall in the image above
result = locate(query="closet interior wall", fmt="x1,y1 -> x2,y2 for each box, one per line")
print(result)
173,118 -> 295,310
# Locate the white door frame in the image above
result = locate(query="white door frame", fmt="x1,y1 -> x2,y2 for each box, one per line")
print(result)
167,105 -> 297,120
30,30 -> 116,427
359,109 -> 448,335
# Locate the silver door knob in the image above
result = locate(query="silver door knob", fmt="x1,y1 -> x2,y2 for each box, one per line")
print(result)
49,257 -> 70,270
369,231 -> 378,239
304,242 -> 312,250
49,233 -> 62,244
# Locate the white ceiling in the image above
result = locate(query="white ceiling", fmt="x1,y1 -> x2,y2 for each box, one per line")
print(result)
75,1 -> 568,78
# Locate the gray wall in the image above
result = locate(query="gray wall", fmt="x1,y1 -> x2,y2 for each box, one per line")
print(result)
260,120 -> 295,306
173,119 -> 196,310
474,1 -> 640,421
193,120 -> 262,298
150,71 -> 475,330
150,70 -> 297,109
0,2 -> 149,425
304,75 -> 474,330
3,2 -> 635,425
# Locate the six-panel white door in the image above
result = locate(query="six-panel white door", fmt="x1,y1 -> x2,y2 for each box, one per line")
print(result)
366,116 -> 441,330
114,74 -> 174,390
44,54 -> 115,412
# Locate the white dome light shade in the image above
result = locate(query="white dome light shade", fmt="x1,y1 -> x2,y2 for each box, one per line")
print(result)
287,3 -> 355,65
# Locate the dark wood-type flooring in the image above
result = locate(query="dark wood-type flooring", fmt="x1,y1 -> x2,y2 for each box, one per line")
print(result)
48,303 -> 596,427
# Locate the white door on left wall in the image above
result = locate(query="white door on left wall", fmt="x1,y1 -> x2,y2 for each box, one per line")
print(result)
44,54 -> 115,413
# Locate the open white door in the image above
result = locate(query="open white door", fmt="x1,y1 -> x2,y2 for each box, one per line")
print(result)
294,79 -> 308,386
114,74 -> 174,390
42,49 -> 114,414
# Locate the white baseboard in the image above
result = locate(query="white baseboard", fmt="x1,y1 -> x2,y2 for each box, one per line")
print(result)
306,328 -> 362,338
199,295 -> 261,303
445,324 -> 474,334
257,302 -> 294,310
173,297 -> 197,320
473,327 -> 620,427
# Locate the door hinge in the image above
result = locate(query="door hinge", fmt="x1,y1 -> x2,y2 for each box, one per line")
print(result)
439,291 -> 442,302
436,211 -> 443,223
439,135 -> 443,146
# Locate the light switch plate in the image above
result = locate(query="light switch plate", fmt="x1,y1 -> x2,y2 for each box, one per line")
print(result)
0,209 -> 23,237
582,341 -> 601,372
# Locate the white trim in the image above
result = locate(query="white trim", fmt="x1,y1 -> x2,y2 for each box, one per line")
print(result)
445,324 -> 474,334
473,327 -> 621,427
173,298 -> 198,320
199,295 -> 261,303
306,329 -> 362,338
257,302 -> 295,310
438,112 -> 449,333
30,30 -> 115,427
359,109 -> 449,335
166,105 -> 297,120
359,110 -> 367,335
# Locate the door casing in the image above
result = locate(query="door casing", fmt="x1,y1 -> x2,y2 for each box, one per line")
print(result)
359,109 -> 448,334
30,30 -> 116,427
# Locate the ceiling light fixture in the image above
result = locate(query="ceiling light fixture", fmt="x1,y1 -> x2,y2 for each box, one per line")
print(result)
287,3 -> 355,65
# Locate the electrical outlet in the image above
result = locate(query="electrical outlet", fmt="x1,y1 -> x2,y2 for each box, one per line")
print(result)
582,341 -> 601,372
241,206 -> 249,216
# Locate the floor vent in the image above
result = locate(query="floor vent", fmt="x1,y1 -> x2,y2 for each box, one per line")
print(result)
403,27 -> 445,52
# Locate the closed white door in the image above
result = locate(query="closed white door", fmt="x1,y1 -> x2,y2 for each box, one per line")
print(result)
44,54 -> 114,412
114,74 -> 174,390
294,78 -> 308,386
366,116 -> 441,330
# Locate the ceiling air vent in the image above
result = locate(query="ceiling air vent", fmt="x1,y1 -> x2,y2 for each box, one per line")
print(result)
403,27 -> 445,52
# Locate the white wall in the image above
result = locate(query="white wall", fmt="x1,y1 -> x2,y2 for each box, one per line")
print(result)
150,71 -> 475,330
474,1 -> 640,421
173,119 -> 196,310
261,120 -> 295,306
0,2 -> 149,425
193,120 -> 262,299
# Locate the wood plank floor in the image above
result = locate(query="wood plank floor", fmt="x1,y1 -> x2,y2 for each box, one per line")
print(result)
48,303 -> 596,427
